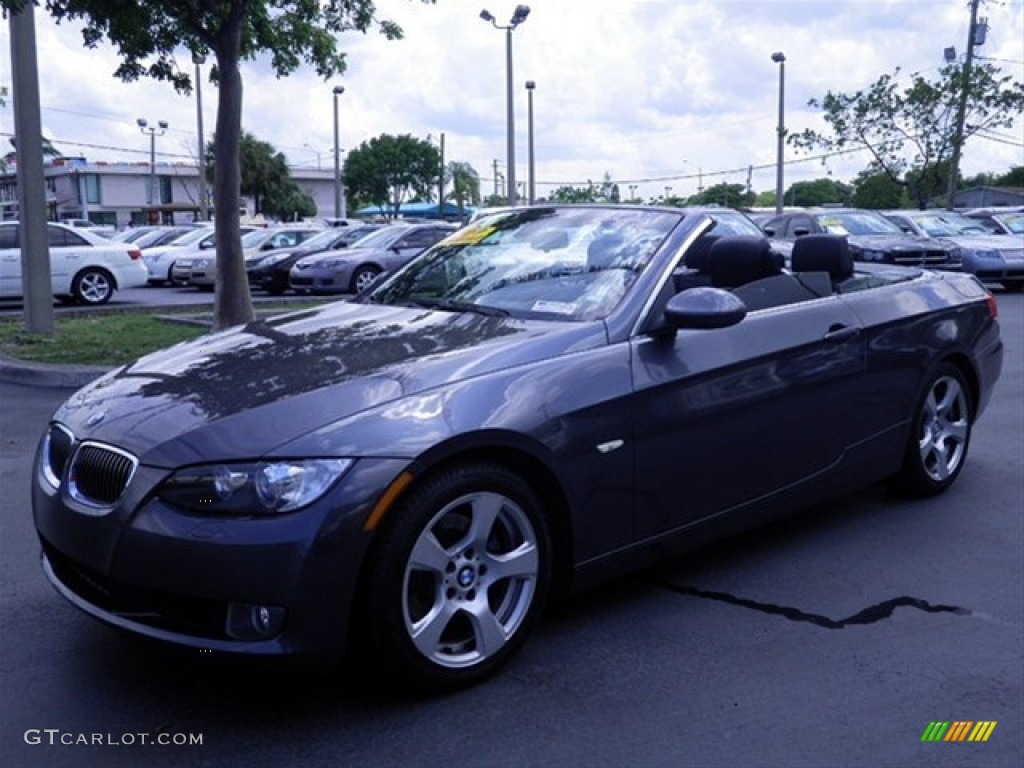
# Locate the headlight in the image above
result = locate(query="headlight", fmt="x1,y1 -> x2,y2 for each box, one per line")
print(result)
260,253 -> 289,266
859,249 -> 886,262
158,459 -> 353,516
965,248 -> 1001,261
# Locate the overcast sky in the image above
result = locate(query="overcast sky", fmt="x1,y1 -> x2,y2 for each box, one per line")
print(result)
2,0 -> 1022,203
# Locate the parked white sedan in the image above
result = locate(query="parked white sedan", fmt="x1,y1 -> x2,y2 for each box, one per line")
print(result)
0,221 -> 148,305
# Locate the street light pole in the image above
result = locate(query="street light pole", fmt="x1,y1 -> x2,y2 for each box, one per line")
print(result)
771,51 -> 786,216
525,80 -> 535,205
332,85 -> 345,219
193,51 -> 209,222
481,5 -> 530,207
137,117 -> 168,214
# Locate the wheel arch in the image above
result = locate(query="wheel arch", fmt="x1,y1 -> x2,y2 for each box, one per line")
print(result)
938,350 -> 980,414
367,434 -> 576,601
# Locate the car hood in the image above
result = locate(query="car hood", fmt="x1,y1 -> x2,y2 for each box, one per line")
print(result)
846,234 -> 955,251
53,301 -> 605,467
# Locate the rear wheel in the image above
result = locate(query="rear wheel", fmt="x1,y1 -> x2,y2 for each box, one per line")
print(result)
360,463 -> 551,691
893,363 -> 972,496
72,268 -> 114,305
350,265 -> 381,294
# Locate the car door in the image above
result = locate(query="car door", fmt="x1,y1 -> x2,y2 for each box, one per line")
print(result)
0,225 -> 20,297
47,225 -> 91,292
629,295 -> 869,540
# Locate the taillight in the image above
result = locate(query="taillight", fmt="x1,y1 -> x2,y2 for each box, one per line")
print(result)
127,248 -> 142,261
986,291 -> 998,319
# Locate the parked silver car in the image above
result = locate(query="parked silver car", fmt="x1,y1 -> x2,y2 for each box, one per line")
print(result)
289,223 -> 456,294
883,209 -> 1023,292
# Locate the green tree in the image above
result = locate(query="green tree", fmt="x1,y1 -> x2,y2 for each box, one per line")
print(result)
791,63 -> 1024,209
345,134 -> 441,219
549,184 -> 599,203
850,165 -> 908,209
16,0 -> 425,330
994,166 -> 1024,187
786,178 -> 852,207
445,161 -> 481,222
685,183 -> 753,208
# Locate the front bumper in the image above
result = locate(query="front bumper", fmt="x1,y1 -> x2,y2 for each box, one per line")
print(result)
289,265 -> 351,294
33,446 -> 411,656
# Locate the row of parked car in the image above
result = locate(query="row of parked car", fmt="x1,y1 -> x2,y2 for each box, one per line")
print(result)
1,205 -> 1020,306
130,220 -> 456,298
749,206 -> 1023,292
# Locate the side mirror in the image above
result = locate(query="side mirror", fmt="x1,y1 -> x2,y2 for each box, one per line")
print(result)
793,227 -> 810,237
664,287 -> 747,330
762,226 -> 776,237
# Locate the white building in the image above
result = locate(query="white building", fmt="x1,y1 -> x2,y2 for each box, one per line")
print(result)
0,156 -> 338,228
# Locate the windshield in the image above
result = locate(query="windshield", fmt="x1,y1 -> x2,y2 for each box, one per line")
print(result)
913,213 -> 988,236
170,227 -> 216,246
995,213 -> 1024,234
348,225 -> 412,250
814,211 -> 902,236
364,207 -> 682,322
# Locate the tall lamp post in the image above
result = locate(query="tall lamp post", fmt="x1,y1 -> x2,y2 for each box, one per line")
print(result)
332,85 -> 346,219
137,117 -> 168,214
771,51 -> 786,216
480,5 -> 530,207
193,51 -> 209,222
525,80 -> 536,205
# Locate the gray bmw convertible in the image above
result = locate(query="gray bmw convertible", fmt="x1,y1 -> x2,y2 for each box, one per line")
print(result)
33,205 -> 1003,691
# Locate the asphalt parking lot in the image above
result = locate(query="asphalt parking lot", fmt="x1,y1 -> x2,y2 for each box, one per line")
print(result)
0,291 -> 1020,768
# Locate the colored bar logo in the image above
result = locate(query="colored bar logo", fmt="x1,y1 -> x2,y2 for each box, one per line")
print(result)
921,721 -> 997,742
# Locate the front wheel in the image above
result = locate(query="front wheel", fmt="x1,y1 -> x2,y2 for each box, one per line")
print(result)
360,463 -> 551,691
72,268 -> 114,305
350,265 -> 381,294
893,363 -> 973,496
1001,280 -> 1023,293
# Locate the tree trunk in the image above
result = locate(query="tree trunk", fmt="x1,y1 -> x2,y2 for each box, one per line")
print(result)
211,16 -> 254,331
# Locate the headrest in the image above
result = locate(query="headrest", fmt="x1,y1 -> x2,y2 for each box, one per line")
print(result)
709,236 -> 781,288
791,234 -> 854,280
684,234 -> 721,272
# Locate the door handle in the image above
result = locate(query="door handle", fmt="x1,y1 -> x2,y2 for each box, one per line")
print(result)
824,324 -> 860,342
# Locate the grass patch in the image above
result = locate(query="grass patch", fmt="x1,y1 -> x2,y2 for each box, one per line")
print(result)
0,314 -> 207,366
0,300 -> 337,366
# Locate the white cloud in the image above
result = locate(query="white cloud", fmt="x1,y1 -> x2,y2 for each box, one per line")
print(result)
1,0 -> 1021,202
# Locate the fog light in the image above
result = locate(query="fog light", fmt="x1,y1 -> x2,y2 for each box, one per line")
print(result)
226,602 -> 286,640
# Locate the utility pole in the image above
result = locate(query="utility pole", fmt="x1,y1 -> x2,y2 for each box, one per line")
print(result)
438,132 -> 445,218
10,1 -> 53,334
946,0 -> 982,210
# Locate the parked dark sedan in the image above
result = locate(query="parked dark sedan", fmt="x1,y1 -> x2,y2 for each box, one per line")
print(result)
247,225 -> 384,295
289,222 -> 456,294
762,208 -> 963,270
33,206 -> 1003,692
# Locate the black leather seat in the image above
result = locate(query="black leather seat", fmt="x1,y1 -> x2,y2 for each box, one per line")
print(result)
673,234 -> 720,292
791,234 -> 854,283
709,236 -> 782,289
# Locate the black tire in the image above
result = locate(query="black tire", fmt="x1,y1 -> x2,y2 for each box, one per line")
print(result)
360,463 -> 551,692
71,268 -> 114,305
893,363 -> 973,496
350,265 -> 381,294
1001,281 -> 1023,293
